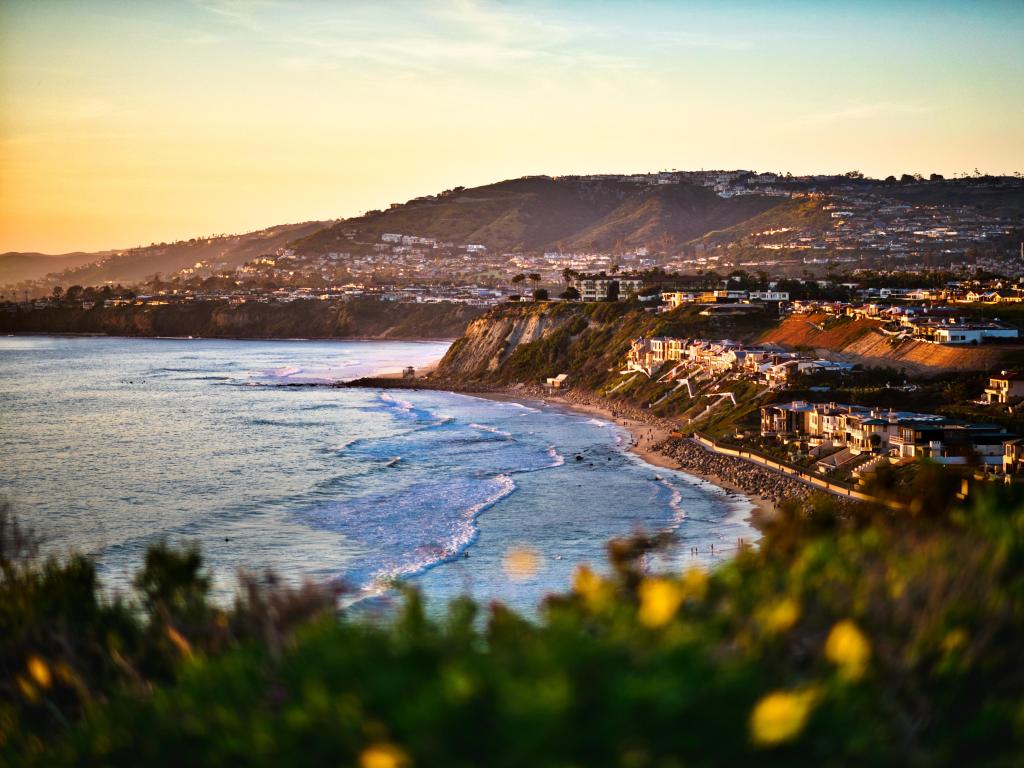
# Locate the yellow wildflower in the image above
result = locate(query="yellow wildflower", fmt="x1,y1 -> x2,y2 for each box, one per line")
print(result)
637,577 -> 684,628
760,598 -> 800,635
27,656 -> 51,689
503,547 -> 541,581
824,620 -> 871,681
679,566 -> 709,601
360,743 -> 409,768
573,565 -> 610,610
750,688 -> 819,747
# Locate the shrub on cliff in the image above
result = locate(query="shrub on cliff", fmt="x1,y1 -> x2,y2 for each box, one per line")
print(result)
5,487 -> 1024,766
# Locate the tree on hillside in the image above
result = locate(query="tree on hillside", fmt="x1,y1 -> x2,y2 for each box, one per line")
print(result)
562,268 -> 578,284
511,274 -> 526,289
532,288 -> 549,301
605,281 -> 620,302
559,286 -> 581,301
51,286 -> 63,301
528,273 -> 541,285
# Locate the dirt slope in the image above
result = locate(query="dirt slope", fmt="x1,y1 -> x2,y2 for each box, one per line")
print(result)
761,314 -> 1014,374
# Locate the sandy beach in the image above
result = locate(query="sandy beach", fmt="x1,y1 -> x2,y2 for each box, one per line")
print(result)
469,387 -> 777,529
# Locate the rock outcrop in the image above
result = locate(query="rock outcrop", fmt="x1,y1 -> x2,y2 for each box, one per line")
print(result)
435,304 -> 575,381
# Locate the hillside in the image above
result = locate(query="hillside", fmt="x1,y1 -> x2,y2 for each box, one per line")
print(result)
0,298 -> 482,340
430,303 -> 1024,446
879,179 -> 1024,215
566,183 -> 779,251
434,302 -> 764,391
760,313 -> 1017,374
0,251 -> 114,285
0,221 -> 330,288
691,198 -> 834,248
293,177 -> 783,255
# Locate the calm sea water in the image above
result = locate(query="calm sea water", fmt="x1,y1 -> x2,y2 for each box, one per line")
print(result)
0,335 -> 756,611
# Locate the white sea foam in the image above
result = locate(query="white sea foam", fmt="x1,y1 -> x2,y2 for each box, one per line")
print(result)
469,422 -> 513,438
269,365 -> 303,378
546,445 -> 565,467
655,477 -> 686,529
502,401 -> 541,413
379,391 -> 415,412
351,474 -> 518,603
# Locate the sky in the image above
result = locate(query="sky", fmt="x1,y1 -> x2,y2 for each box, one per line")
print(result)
1,0 -> 1022,254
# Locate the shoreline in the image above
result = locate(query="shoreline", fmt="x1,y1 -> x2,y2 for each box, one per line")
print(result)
457,386 -> 776,529
342,371 -> 781,529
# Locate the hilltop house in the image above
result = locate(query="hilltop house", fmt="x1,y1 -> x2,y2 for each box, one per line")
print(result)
573,274 -> 644,302
932,322 -> 1019,345
985,373 -> 1024,404
660,289 -> 788,310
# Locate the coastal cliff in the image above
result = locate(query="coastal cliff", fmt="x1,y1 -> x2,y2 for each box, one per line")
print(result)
434,302 -> 642,387
434,300 -> 776,389
0,297 -> 483,340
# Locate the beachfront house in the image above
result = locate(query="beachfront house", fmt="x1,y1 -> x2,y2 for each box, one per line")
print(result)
763,400 -> 1015,470
627,335 -> 852,387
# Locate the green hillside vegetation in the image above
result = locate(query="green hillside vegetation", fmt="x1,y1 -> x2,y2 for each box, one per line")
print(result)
491,304 -> 765,386
558,184 -> 779,252
0,298 -> 483,340
5,472 -> 1024,766
693,198 -> 833,248
294,177 -> 783,255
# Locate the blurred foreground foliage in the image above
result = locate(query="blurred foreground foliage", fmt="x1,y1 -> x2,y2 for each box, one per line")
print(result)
3,479 -> 1024,767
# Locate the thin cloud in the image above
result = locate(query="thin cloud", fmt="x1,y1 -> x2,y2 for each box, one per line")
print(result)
191,0 -> 635,76
801,102 -> 932,125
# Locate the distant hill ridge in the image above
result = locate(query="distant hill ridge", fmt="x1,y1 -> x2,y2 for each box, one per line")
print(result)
294,176 -> 782,254
0,221 -> 330,287
7,171 -> 1023,288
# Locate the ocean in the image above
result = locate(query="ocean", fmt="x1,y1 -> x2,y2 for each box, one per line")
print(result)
0,335 -> 757,612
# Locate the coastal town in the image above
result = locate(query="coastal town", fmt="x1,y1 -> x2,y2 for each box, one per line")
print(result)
4,168 -> 1024,514
9,0 -> 1024,761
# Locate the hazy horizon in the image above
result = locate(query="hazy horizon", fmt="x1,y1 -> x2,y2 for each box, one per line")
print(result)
2,0 -> 1022,254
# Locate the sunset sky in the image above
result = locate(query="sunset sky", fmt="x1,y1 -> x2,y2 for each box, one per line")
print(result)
1,0 -> 1022,254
